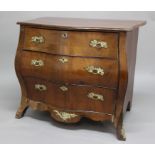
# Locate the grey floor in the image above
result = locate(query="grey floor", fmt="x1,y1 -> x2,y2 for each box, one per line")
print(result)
0,71 -> 155,144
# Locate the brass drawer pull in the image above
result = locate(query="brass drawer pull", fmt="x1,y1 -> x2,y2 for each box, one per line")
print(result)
88,92 -> 104,101
35,84 -> 47,91
60,86 -> 68,91
31,36 -> 44,44
89,40 -> 108,48
31,60 -> 44,67
85,66 -> 104,76
59,57 -> 68,63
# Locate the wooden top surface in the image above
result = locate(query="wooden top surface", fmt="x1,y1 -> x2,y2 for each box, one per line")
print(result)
17,17 -> 146,31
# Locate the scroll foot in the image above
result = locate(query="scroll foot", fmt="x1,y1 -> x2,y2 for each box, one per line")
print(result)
116,112 -> 126,141
117,127 -> 126,141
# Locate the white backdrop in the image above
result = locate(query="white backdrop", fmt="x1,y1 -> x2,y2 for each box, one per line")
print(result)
0,11 -> 155,143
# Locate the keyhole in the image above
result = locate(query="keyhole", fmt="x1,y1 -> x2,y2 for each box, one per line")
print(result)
62,33 -> 68,39
40,86 -> 43,90
35,62 -> 39,65
93,95 -> 98,99
93,70 -> 98,74
96,43 -> 101,48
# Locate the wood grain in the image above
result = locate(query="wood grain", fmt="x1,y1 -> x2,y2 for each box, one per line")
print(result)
23,27 -> 118,59
24,77 -> 116,113
17,17 -> 146,31
16,96 -> 113,123
18,51 -> 118,88
15,17 -> 146,141
114,32 -> 128,140
124,28 -> 139,112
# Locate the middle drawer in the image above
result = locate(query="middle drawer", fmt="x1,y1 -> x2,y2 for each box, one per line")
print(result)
19,51 -> 118,88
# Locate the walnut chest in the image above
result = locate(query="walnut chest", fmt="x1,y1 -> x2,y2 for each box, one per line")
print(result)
15,17 -> 146,140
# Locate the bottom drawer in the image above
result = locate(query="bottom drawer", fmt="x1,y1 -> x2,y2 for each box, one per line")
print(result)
24,77 -> 116,114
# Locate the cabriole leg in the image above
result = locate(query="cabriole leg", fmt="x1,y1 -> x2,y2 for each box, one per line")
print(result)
15,96 -> 29,119
116,113 -> 126,141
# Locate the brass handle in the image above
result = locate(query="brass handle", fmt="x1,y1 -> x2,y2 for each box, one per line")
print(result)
60,86 -> 68,91
35,84 -> 47,91
88,92 -> 104,101
59,57 -> 68,63
31,36 -> 44,44
85,66 -> 104,76
31,60 -> 44,67
89,40 -> 108,48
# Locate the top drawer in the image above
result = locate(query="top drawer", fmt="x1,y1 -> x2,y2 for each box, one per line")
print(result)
23,27 -> 118,59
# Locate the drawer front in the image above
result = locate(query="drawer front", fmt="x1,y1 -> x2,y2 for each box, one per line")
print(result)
24,77 -> 116,114
19,51 -> 118,88
23,27 -> 118,59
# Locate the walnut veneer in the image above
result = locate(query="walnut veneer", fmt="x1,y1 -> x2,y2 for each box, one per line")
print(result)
15,17 -> 146,140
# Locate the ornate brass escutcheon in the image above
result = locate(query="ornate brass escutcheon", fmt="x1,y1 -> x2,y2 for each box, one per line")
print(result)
59,86 -> 68,92
31,36 -> 44,44
59,57 -> 68,63
35,84 -> 47,91
85,66 -> 104,76
31,59 -> 44,67
61,32 -> 68,39
88,92 -> 104,101
53,110 -> 78,121
89,40 -> 108,48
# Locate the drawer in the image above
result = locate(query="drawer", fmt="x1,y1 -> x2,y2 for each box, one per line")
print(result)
19,51 -> 118,88
24,77 -> 116,114
23,27 -> 118,59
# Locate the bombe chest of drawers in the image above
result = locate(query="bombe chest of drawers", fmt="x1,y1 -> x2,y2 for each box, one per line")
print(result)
15,17 -> 146,140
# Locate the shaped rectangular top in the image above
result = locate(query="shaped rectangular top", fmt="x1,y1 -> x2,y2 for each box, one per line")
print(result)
17,17 -> 146,31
